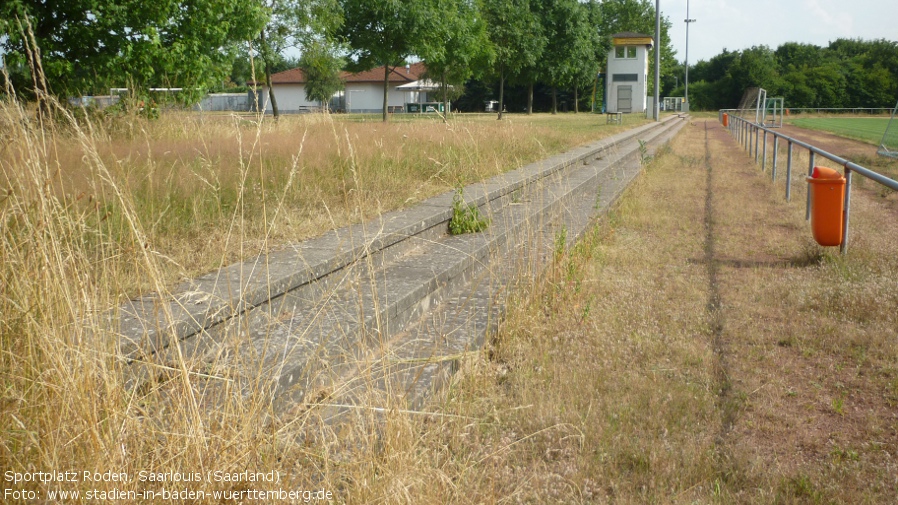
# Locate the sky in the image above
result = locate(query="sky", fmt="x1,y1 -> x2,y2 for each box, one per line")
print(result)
661,0 -> 896,64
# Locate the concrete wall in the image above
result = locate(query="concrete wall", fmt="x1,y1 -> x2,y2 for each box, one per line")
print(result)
195,93 -> 251,112
605,46 -> 650,114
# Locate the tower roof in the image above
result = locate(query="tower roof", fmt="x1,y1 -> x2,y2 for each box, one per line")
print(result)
612,32 -> 654,47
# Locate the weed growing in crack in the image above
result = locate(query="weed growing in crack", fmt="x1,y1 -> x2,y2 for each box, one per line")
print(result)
449,187 -> 489,235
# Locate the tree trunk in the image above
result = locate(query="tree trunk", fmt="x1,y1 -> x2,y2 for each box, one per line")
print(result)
527,82 -> 533,115
552,87 -> 557,114
574,85 -> 579,113
260,30 -> 279,119
383,65 -> 390,122
265,65 -> 278,119
498,68 -> 505,120
442,70 -> 449,123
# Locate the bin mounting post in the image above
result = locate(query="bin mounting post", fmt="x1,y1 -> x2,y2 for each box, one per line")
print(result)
841,168 -> 852,254
806,152 -> 815,221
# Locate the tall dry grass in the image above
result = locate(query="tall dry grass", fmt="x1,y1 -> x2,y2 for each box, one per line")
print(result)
1,56 -> 652,502
2,104 -> 647,298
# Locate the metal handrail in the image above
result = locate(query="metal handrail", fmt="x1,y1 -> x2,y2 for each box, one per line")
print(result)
719,111 -> 898,254
721,107 -> 892,116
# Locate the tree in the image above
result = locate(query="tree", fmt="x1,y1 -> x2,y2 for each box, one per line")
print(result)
572,0 -> 608,113
0,0 -> 267,102
537,0 -> 594,114
417,0 -> 493,120
482,0 -> 545,119
299,40 -> 345,110
254,0 -> 341,118
338,0 -> 438,122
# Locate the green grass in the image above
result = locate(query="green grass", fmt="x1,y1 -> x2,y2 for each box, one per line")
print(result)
788,117 -> 891,145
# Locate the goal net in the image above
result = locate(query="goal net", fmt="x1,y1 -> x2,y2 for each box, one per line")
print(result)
878,99 -> 898,159
735,87 -> 765,122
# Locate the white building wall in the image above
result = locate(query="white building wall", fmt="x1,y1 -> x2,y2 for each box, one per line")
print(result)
345,83 -> 407,113
606,46 -> 650,114
263,81 -> 412,114
260,84 -> 321,113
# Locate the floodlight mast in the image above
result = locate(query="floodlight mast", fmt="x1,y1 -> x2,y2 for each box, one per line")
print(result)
685,0 -> 696,110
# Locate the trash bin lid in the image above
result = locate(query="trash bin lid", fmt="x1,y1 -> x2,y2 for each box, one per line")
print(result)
811,166 -> 843,180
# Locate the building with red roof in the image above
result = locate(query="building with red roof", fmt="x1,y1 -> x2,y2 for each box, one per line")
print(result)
257,62 -> 428,113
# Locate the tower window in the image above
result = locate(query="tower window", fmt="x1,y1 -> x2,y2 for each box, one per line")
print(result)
615,46 -> 637,59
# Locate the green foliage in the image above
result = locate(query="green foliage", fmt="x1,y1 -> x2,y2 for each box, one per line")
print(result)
0,0 -> 267,101
481,0 -> 546,118
299,40 -> 345,107
449,188 -> 489,235
255,0 -> 341,117
537,0 -> 593,113
684,38 -> 898,110
338,0 -> 439,121
417,0 -> 494,116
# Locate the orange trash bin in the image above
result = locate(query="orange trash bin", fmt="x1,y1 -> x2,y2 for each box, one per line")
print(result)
806,166 -> 845,246
722,113 -> 729,127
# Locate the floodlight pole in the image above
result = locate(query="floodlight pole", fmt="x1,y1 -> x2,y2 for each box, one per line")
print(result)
685,0 -> 696,109
654,0 -> 661,121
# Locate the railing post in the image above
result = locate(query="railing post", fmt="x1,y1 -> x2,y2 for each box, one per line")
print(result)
786,141 -> 793,201
806,152 -> 815,221
749,124 -> 753,154
762,130 -> 768,171
772,136 -> 779,181
841,167 -> 852,254
755,127 -> 760,162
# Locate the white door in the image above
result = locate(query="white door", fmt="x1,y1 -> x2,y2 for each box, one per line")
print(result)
617,86 -> 632,113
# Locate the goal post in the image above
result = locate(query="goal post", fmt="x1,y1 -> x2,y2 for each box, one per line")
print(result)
878,99 -> 898,159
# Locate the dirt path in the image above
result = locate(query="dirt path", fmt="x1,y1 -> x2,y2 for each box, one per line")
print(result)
704,119 -> 898,502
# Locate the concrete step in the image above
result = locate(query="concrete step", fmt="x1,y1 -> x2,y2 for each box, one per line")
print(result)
307,117 -> 689,417
114,116 -> 688,410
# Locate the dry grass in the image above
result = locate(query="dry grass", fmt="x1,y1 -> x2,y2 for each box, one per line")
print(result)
311,118 -> 896,503
0,107 -> 646,299
1,73 -> 651,504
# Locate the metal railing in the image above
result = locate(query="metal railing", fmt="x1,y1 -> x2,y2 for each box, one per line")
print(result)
720,111 -> 898,254
778,107 -> 892,115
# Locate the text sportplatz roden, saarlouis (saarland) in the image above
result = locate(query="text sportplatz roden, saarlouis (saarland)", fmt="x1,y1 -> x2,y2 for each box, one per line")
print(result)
3,469 -> 334,502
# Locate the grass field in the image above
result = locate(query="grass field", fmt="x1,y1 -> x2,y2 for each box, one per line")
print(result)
787,117 -> 891,145
0,107 -> 648,300
1,97 -> 656,504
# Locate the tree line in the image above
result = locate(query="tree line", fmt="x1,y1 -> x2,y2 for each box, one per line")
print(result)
1,0 -> 676,121
671,39 -> 898,111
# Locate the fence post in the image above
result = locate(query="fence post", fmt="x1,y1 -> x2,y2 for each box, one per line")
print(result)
806,152 -> 815,221
786,141 -> 793,201
755,127 -> 760,162
841,168 -> 852,254
748,123 -> 756,156
772,136 -> 779,181
762,130 -> 768,171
